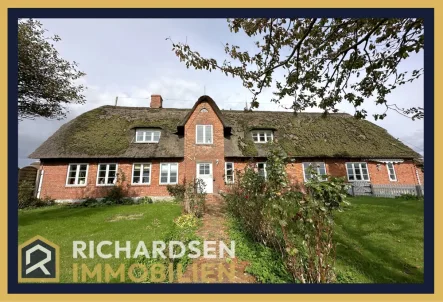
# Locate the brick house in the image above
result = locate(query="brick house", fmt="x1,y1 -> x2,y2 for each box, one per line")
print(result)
29,95 -> 424,202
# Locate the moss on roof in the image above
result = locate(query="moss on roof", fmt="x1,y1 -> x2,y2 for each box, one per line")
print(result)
30,104 -> 420,160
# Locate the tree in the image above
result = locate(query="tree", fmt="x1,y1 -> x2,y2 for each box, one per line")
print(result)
170,18 -> 424,120
18,19 -> 86,121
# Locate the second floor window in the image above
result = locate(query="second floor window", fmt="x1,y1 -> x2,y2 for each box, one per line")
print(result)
196,125 -> 213,144
136,129 -> 161,143
252,130 -> 273,143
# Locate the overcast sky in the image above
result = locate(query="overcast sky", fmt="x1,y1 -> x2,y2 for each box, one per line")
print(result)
18,19 -> 424,167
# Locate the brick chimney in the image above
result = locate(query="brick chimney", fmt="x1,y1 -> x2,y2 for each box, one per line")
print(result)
150,95 -> 163,108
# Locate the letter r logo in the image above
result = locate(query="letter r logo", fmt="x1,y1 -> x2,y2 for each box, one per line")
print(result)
18,235 -> 60,282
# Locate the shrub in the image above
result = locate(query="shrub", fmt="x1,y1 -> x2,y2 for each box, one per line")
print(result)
182,179 -> 206,218
18,181 -> 55,209
104,186 -> 126,204
167,184 -> 186,201
139,196 -> 154,204
224,143 -> 350,283
396,193 -> 422,200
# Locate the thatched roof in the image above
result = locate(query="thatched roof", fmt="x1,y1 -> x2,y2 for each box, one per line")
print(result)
29,104 -> 421,160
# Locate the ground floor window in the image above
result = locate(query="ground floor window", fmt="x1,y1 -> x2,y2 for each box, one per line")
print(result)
257,162 -> 267,179
66,163 -> 88,186
97,163 -> 118,185
132,163 -> 151,184
302,162 -> 327,181
225,162 -> 234,183
386,162 -> 397,181
160,163 -> 178,184
346,162 -> 370,181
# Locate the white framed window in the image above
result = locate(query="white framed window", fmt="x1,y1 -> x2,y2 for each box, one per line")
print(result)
96,163 -> 118,186
346,162 -> 370,181
160,163 -> 178,185
132,163 -> 151,185
302,162 -> 327,182
252,130 -> 273,143
135,129 -> 161,143
225,162 -> 234,183
196,125 -> 213,144
386,162 -> 397,181
66,163 -> 88,186
257,162 -> 267,179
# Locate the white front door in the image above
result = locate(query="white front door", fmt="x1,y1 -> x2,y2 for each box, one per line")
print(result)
196,163 -> 213,193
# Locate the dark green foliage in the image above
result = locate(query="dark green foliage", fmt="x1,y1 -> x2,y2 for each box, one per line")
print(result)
18,19 -> 86,120
18,181 -> 55,209
224,143 -> 350,283
395,193 -> 423,201
167,184 -> 186,201
170,18 -> 424,120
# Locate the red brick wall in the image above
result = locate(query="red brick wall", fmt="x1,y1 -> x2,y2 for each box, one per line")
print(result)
183,101 -> 226,193
39,159 -> 184,200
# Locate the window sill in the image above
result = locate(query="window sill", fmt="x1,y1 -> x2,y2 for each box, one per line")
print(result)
96,184 -> 117,187
134,142 -> 160,144
65,184 -> 87,188
195,143 -> 214,145
131,183 -> 151,186
159,183 -> 178,186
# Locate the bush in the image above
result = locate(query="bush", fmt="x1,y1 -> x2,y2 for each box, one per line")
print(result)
18,181 -> 55,209
104,186 -> 126,204
139,196 -> 154,204
182,179 -> 206,218
167,184 -> 186,201
396,193 -> 422,200
224,143 -> 350,283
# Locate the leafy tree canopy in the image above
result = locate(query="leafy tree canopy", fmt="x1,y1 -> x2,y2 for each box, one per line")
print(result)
18,19 -> 86,121
170,18 -> 424,120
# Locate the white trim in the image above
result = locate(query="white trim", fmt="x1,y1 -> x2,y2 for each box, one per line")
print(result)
195,125 -> 213,144
131,163 -> 152,185
302,162 -> 327,182
345,162 -> 370,182
225,162 -> 235,184
256,162 -> 267,179
36,170 -> 44,199
159,163 -> 179,185
96,163 -> 118,186
135,128 -> 161,143
196,162 -> 212,177
386,162 -> 398,182
252,130 -> 274,143
65,163 -> 89,187
372,159 -> 404,163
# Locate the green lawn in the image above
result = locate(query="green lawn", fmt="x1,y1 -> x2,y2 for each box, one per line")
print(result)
228,196 -> 424,283
334,196 -> 424,283
18,203 -> 181,283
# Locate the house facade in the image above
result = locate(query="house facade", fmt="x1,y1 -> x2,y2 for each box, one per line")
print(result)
30,95 -> 424,202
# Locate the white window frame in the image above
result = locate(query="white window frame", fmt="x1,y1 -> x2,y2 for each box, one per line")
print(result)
257,162 -> 267,179
252,130 -> 274,143
66,163 -> 89,186
159,163 -> 179,185
135,128 -> 161,143
96,163 -> 118,186
346,162 -> 370,182
302,162 -> 327,182
196,125 -> 213,144
131,163 -> 152,185
386,162 -> 398,182
225,162 -> 235,184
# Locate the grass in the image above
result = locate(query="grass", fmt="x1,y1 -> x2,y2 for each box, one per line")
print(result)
334,196 -> 424,283
18,203 -> 181,283
227,196 -> 424,283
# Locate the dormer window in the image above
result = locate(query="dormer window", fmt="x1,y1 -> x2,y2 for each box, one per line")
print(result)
135,129 -> 161,143
252,130 -> 273,143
